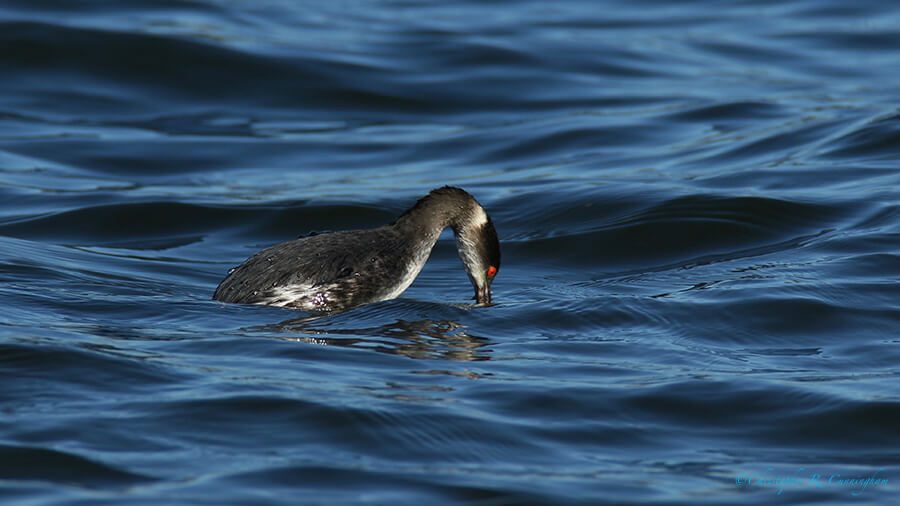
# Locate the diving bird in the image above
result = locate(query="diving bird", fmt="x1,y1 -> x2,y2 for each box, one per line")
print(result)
213,186 -> 501,311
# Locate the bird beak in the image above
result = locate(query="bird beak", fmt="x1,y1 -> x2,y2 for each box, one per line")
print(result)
474,284 -> 492,305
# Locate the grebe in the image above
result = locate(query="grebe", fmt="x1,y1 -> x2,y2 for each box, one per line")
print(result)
213,186 -> 500,311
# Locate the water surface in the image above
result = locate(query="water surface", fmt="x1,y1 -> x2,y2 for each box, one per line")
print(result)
1,0 -> 899,504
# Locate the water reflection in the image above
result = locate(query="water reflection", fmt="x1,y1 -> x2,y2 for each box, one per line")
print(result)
258,317 -> 492,361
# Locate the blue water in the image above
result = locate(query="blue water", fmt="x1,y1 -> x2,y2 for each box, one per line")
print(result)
1,0 -> 899,504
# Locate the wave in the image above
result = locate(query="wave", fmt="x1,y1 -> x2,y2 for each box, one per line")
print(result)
504,192 -> 850,270
0,444 -> 154,488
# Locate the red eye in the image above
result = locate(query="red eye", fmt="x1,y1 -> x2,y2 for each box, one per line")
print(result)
487,266 -> 497,277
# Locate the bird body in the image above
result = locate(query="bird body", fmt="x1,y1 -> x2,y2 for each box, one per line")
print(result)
213,187 -> 500,311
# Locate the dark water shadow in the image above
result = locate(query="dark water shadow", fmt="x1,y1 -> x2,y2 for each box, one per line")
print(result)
251,312 -> 492,362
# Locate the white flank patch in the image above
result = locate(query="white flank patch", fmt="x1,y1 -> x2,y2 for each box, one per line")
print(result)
257,282 -> 328,310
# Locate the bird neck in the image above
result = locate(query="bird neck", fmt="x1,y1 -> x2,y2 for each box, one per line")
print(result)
391,186 -> 486,239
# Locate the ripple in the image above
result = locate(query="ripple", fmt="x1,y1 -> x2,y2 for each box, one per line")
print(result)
821,112 -> 900,160
3,1 -> 900,504
508,193 -> 849,272
0,444 -> 154,488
